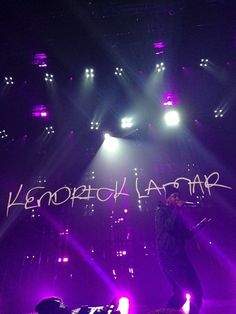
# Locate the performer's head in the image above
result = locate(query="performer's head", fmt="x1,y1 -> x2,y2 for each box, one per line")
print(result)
165,186 -> 181,207
35,297 -> 71,314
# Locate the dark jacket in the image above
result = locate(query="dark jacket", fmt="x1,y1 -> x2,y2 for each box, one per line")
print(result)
155,203 -> 192,267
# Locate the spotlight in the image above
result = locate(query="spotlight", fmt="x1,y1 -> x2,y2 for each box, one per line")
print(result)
117,297 -> 130,314
45,126 -> 55,134
115,67 -> 123,76
45,73 -> 53,82
116,251 -> 127,257
163,110 -> 180,127
85,68 -> 94,78
182,293 -> 191,314
156,62 -> 165,72
103,134 -> 119,152
121,117 -> 133,129
41,112 -> 48,117
200,58 -> 209,67
90,121 -> 99,130
214,108 -> 224,118
5,76 -> 14,85
57,257 -> 69,263
0,129 -> 8,139
104,133 -> 110,140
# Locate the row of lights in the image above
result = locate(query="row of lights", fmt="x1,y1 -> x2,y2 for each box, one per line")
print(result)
3,59 -> 213,86
1,105 -> 226,143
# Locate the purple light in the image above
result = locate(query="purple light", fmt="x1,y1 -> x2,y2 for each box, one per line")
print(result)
40,111 -> 48,117
163,100 -> 173,106
32,53 -> 48,67
153,41 -> 165,55
32,105 -> 49,118
153,41 -> 165,49
117,297 -> 130,314
162,93 -> 178,107
58,257 -> 69,263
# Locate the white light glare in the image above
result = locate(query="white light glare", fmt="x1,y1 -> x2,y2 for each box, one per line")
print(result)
5,76 -> 14,85
45,126 -> 55,134
121,117 -> 134,129
0,129 -> 8,139
115,67 -> 123,76
200,58 -> 209,67
103,134 -> 119,152
104,133 -> 110,140
45,73 -> 53,82
85,68 -> 94,78
117,297 -> 130,314
90,121 -> 99,130
164,110 -> 180,127
214,108 -> 224,118
156,62 -> 165,72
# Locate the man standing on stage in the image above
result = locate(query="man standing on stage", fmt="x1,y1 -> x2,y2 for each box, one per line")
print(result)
155,186 -> 210,314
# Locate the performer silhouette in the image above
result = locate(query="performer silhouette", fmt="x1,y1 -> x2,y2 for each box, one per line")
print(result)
155,186 -> 210,314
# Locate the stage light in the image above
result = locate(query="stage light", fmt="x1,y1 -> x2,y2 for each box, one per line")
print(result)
117,297 -> 130,314
153,41 -> 165,55
116,251 -> 127,257
156,62 -> 165,72
45,126 -> 55,134
200,58 -> 209,67
182,293 -> 191,314
104,133 -> 110,140
163,110 -> 180,127
214,108 -> 224,118
32,105 -> 49,118
103,134 -> 119,152
45,73 -> 53,82
0,130 -> 8,139
121,117 -> 134,129
5,76 -> 14,85
58,257 -> 69,263
186,293 -> 191,300
162,93 -> 177,107
128,267 -> 134,278
115,67 -> 123,76
90,121 -> 99,130
32,53 -> 47,67
85,68 -> 94,78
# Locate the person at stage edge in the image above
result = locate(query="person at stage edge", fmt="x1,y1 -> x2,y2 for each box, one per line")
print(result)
155,185 -> 211,314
